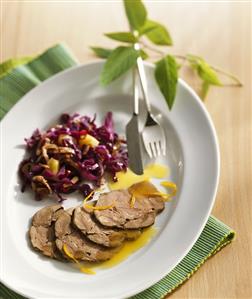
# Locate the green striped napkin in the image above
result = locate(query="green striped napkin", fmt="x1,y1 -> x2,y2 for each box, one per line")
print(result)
0,44 -> 235,299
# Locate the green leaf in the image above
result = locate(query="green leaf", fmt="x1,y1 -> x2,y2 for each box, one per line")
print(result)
139,49 -> 148,60
186,54 -> 201,69
187,54 -> 222,86
105,32 -> 137,43
143,20 -> 173,46
123,0 -> 147,30
139,23 -> 157,35
100,46 -> 138,85
90,47 -> 112,58
200,81 -> 210,100
198,61 -> 222,85
155,55 -> 178,110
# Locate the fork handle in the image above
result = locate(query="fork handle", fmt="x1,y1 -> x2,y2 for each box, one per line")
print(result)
134,42 -> 152,114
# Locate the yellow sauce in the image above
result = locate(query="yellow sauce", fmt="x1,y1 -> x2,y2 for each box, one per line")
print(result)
79,266 -> 96,275
144,163 -> 168,179
109,163 -> 169,190
63,244 -> 96,275
78,226 -> 157,273
99,226 -> 157,269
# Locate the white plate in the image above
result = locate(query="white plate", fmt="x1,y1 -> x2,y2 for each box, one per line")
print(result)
0,61 -> 219,299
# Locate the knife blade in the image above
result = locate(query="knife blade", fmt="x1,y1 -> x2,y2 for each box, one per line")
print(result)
126,68 -> 144,175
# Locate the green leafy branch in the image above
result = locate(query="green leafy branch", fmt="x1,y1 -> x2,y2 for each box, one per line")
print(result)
91,0 -> 242,110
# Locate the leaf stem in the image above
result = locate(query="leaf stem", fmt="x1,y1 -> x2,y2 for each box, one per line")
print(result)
209,66 -> 243,86
173,54 -> 187,60
174,54 -> 242,86
140,40 -> 165,56
139,41 -> 242,87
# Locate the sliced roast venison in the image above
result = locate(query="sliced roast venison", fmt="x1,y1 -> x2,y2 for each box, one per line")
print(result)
128,181 -> 165,213
94,189 -> 156,229
73,206 -> 141,247
29,204 -> 64,259
55,210 -> 117,262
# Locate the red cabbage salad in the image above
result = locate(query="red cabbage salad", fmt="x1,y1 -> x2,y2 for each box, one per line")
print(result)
19,112 -> 128,202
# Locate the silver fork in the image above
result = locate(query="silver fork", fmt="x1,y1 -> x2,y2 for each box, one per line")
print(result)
134,42 -> 166,158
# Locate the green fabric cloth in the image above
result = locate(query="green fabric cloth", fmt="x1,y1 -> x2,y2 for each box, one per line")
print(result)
0,44 -> 78,120
0,44 -> 235,299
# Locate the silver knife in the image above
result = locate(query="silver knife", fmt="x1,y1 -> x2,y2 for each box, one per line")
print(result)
126,68 -> 144,175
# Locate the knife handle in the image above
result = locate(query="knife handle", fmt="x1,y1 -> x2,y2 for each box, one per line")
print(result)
133,67 -> 139,116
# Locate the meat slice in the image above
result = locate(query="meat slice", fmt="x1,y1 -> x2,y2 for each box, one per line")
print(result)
73,206 -> 124,247
54,208 -> 73,239
94,182 -> 165,229
55,210 -> 117,262
32,204 -> 63,227
29,204 -> 64,258
94,189 -> 157,229
128,181 -> 165,213
73,206 -> 141,247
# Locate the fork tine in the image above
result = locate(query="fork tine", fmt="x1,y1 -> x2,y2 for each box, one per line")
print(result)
153,141 -> 158,157
145,143 -> 153,158
150,142 -> 157,158
141,115 -> 166,159
149,143 -> 154,157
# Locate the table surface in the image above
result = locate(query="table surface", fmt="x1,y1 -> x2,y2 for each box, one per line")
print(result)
1,1 -> 252,298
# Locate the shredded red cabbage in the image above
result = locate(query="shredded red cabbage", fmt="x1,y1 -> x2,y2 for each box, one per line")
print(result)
19,112 -> 128,202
